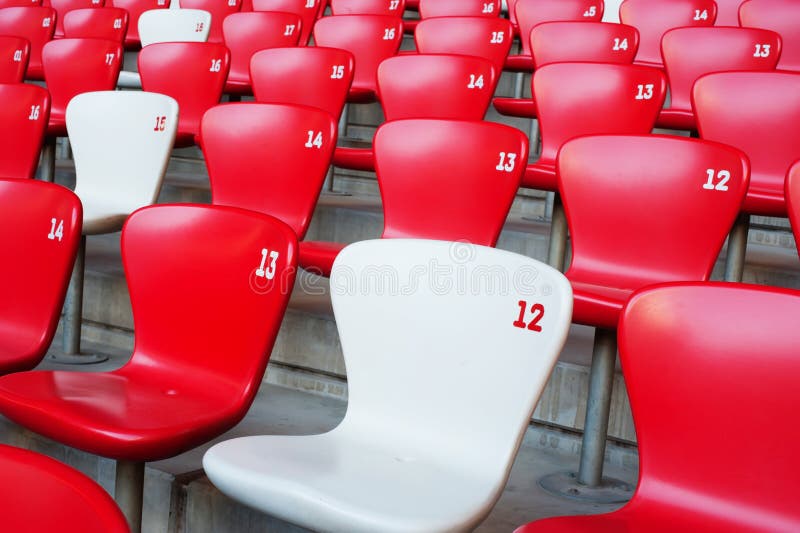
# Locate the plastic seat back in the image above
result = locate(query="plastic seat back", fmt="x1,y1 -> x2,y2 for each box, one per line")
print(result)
67,91 -> 178,219
618,282 -> 800,531
620,0 -> 716,66
181,0 -> 242,43
515,0 -> 604,57
715,0 -> 744,25
0,84 -> 50,179
0,36 -> 29,83
123,204 -> 297,389
43,38 -> 123,125
330,0 -> 404,16
786,160 -> 800,257
530,21 -> 639,68
202,103 -> 336,239
378,54 -> 496,120
138,8 -> 210,47
693,71 -> 800,216
375,119 -> 528,244
313,14 -> 403,95
50,0 -> 104,38
331,239 -> 572,481
535,62 -> 665,168
740,0 -> 800,72
250,47 -> 354,119
559,135 -> 749,288
0,179 -> 81,374
418,0 -> 501,19
251,0 -> 321,44
414,16 -> 513,75
63,7 -> 128,41
111,0 -> 170,47
0,7 -> 56,79
0,0 -> 42,5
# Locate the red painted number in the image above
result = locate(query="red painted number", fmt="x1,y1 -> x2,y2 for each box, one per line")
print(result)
153,115 -> 166,132
513,300 -> 544,332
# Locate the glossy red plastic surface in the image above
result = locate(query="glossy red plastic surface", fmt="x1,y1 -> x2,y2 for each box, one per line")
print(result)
0,83 -> 50,179
740,0 -> 800,72
620,0 -> 716,67
418,0 -> 501,19
786,161 -> 800,255
140,42 -> 229,147
559,135 -> 749,329
0,179 -> 80,374
50,0 -> 104,38
694,71 -> 800,217
63,7 -> 128,41
517,282 -> 800,533
1,444 -> 128,532
313,14 -> 403,102
0,0 -> 41,5
523,62 -> 665,190
181,0 -> 241,43
0,35 -> 29,83
330,0 -> 404,16
222,11 -> 301,94
0,204 -> 297,462
202,103 -> 336,239
43,38 -> 122,136
414,16 -> 513,75
110,0 -> 169,48
300,119 -> 529,275
251,47 -> 354,120
658,27 -> 780,130
251,0 -> 321,44
0,7 -> 55,79
715,0 -> 744,25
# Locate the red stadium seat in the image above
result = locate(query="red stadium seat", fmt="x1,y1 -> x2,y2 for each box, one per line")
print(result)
300,118 -> 529,276
63,7 -> 128,41
50,0 -> 104,38
0,0 -> 41,5
2,444 -> 128,532
0,203 -> 298,531
202,103 -> 337,239
620,0 -> 716,67
139,42 -> 229,147
715,0 -> 744,25
0,84 -> 50,180
181,0 -> 242,44
418,0 -> 501,18
110,0 -> 170,49
0,179 -> 80,375
250,47 -> 354,120
494,21 -> 639,118
518,282 -> 800,533
659,26 -> 780,131
222,11 -> 302,95
0,35 -> 29,83
786,160 -> 800,254
251,0 -> 321,44
740,0 -> 800,72
330,0 -> 404,16
0,6 -> 56,79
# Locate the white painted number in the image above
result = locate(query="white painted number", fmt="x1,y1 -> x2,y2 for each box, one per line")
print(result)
105,53 -> 115,65
255,248 -> 279,280
47,218 -> 64,242
583,5 -> 597,17
496,152 -> 517,172
703,169 -> 730,191
389,0 -> 399,9
305,0 -> 314,6
113,18 -> 122,29
612,37 -> 628,51
228,0 -> 236,6
305,130 -> 323,149
753,43 -> 771,57
284,24 -> 296,36
28,105 -> 40,120
383,27 -> 396,40
42,17 -> 51,27
157,0 -> 166,5
330,64 -> 344,79
490,31 -> 504,44
694,9 -> 708,20
209,58 -> 222,72
467,73 -> 484,89
482,2 -> 494,13
635,83 -> 654,100
12,49 -> 22,62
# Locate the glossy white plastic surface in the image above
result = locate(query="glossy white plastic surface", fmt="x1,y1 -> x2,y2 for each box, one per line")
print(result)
138,8 -> 211,47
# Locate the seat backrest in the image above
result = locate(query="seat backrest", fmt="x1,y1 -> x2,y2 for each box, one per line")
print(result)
414,16 -> 513,75
619,282 -> 800,531
0,7 -> 56,79
418,0 -> 501,19
331,239 -> 572,483
330,0 -> 404,16
530,21 -> 639,68
559,134 -> 749,287
620,0 -> 716,66
251,0 -> 321,44
223,12 -> 302,85
313,14 -> 403,93
180,0 -> 242,43
740,0 -> 800,72
138,8 -> 210,46
123,204 -> 297,392
0,0 -> 42,5
250,46 -> 354,119
662,27 -> 780,114
139,42 -> 229,136
0,83 -> 50,179
715,0 -> 744,25
50,0 -> 104,38
0,35 -> 29,83
0,179 -> 81,374
67,91 -> 178,217
374,119 -> 528,244
202,103 -> 336,239
693,71 -> 800,216
43,38 -> 123,123
378,54 -> 496,120
534,62 -> 665,167
515,0 -> 604,57
786,160 -> 800,256
63,7 -> 128,41
111,0 -> 170,47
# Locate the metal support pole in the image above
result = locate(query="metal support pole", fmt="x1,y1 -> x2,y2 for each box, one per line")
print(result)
724,213 -> 750,282
40,136 -> 56,182
577,327 -> 618,487
528,118 -> 540,158
338,102 -> 349,139
514,72 -> 525,99
115,460 -> 145,533
547,194 -> 567,272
